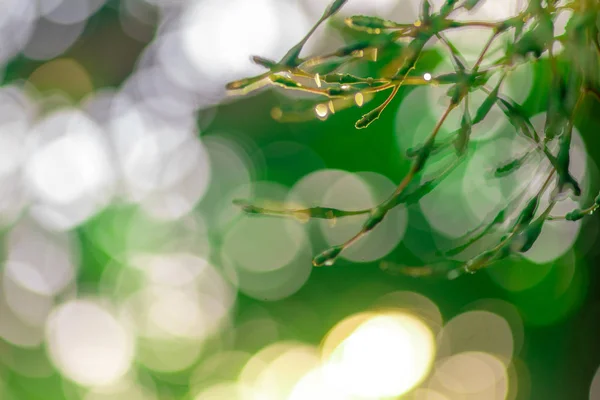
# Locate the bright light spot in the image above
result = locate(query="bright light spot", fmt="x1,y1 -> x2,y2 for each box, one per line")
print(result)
5,218 -> 77,296
412,388 -> 451,400
322,312 -> 435,398
222,211 -> 308,273
46,300 -> 135,387
354,92 -> 364,107
373,291 -> 443,334
424,73 -> 432,81
84,378 -> 157,400
288,367 -> 349,400
0,86 -> 33,227
23,18 -> 86,61
429,352 -> 509,399
437,311 -> 514,364
315,103 -> 329,119
182,0 -> 280,81
2,268 -> 53,327
252,344 -> 321,399
39,0 -> 107,25
109,103 -> 210,213
194,382 -> 254,400
240,342 -> 312,392
24,109 -> 115,230
0,0 -> 36,65
0,284 -> 45,348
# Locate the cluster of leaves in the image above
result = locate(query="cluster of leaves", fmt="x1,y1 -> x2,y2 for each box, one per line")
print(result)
227,0 -> 600,279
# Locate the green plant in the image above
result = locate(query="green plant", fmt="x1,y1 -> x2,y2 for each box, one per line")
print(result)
227,0 -> 600,278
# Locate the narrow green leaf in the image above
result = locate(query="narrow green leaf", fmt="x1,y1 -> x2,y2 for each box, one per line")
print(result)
421,0 -> 432,20
464,0 -> 484,11
474,81 -> 502,124
251,56 -> 279,69
323,0 -> 349,18
439,0 -> 459,17
514,218 -> 545,252
454,107 -> 472,155
270,75 -> 302,89
335,41 -> 372,57
514,197 -> 540,228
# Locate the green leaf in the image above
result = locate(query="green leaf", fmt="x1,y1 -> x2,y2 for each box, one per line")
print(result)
553,131 -> 582,198
494,151 -> 532,178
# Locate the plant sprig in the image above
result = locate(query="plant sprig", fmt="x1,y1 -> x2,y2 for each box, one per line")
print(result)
227,0 -> 600,278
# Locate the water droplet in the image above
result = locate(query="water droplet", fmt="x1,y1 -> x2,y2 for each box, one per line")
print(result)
315,103 -> 329,119
423,73 -> 432,81
271,107 -> 283,120
328,101 -> 336,114
324,259 -> 335,267
355,92 -> 364,107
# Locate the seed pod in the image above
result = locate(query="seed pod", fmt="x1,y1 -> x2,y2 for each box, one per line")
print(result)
363,207 -> 386,232
345,16 -> 402,34
313,245 -> 343,267
355,106 -> 383,129
565,209 -> 585,221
